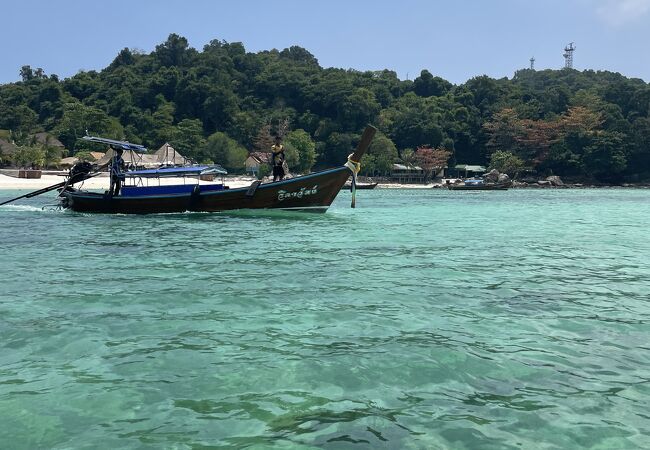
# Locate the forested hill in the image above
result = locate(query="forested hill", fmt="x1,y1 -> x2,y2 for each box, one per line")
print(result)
1,33 -> 650,182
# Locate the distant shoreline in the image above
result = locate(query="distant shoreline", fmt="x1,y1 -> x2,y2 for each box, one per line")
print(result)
379,183 -> 650,190
2,174 -> 649,192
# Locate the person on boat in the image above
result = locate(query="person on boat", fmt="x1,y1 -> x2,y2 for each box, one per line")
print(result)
109,147 -> 125,196
271,135 -> 286,182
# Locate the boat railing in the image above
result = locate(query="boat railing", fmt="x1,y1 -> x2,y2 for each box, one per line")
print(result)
120,164 -> 228,191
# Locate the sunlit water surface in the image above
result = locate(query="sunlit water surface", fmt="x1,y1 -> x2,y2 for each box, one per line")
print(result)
1,188 -> 649,449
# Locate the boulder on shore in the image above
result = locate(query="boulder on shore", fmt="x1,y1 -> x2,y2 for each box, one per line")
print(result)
497,173 -> 510,183
546,175 -> 564,186
537,180 -> 552,187
484,169 -> 500,183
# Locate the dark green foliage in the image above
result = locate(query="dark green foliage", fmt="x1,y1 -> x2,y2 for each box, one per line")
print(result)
488,151 -> 524,177
200,132 -> 247,171
12,145 -> 45,168
321,132 -> 358,166
413,70 -> 452,97
284,129 -> 316,173
170,118 -> 205,159
362,133 -> 398,176
1,33 -> 649,182
54,102 -> 123,152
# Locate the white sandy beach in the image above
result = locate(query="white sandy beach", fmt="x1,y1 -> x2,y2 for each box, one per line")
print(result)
0,173 -> 439,191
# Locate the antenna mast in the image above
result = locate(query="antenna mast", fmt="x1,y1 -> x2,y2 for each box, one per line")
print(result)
563,42 -> 575,69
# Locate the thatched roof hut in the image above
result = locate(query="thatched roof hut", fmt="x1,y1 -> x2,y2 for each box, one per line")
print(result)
0,139 -> 18,157
33,132 -> 64,148
154,143 -> 190,166
96,148 -> 160,169
60,157 -> 79,168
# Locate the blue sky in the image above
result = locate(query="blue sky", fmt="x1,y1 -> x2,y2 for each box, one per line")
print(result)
1,0 -> 649,85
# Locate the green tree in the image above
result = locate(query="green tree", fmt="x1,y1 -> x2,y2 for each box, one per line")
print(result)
12,145 -> 45,168
583,131 -> 627,182
63,71 -> 101,101
200,131 -> 247,172
384,93 -> 444,150
339,88 -> 380,131
0,105 -> 38,143
44,145 -> 63,168
256,163 -> 271,180
488,151 -> 525,177
154,33 -> 195,67
285,129 -> 316,173
322,132 -> 357,166
400,148 -> 415,166
364,133 -> 398,175
282,142 -> 300,171
171,119 -> 205,160
149,96 -> 176,144
413,70 -> 451,97
627,117 -> 650,179
54,102 -> 123,152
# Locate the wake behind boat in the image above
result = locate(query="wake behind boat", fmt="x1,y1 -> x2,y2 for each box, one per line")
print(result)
56,126 -> 376,214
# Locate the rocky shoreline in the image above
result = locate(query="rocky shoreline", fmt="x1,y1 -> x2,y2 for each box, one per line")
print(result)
510,174 -> 650,189
459,170 -> 650,189
2,169 -> 648,191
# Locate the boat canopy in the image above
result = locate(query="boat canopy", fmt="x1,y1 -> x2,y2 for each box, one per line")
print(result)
81,135 -> 148,153
123,165 -> 227,178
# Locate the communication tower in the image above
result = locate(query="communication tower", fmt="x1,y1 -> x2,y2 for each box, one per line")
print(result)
530,57 -> 535,70
563,43 -> 575,69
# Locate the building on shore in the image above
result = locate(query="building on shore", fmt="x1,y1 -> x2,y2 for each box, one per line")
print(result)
245,152 -> 272,176
447,164 -> 487,179
390,163 -> 425,183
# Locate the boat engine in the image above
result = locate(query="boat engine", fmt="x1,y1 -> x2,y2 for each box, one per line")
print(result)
69,161 -> 93,183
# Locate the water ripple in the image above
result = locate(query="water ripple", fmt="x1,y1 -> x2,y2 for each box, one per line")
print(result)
1,189 -> 649,448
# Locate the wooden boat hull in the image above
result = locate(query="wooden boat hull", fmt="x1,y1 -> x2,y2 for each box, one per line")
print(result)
61,167 -> 351,214
343,182 -> 378,190
448,181 -> 511,191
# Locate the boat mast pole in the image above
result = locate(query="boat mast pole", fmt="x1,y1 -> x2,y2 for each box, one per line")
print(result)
350,126 -> 377,163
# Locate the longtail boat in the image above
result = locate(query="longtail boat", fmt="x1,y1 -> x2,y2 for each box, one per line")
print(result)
447,179 -> 511,191
57,126 -> 376,214
343,181 -> 378,190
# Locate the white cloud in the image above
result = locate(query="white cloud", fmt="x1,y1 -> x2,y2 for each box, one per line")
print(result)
595,0 -> 650,26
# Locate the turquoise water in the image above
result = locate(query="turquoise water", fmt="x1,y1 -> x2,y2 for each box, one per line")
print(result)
1,188 -> 649,449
